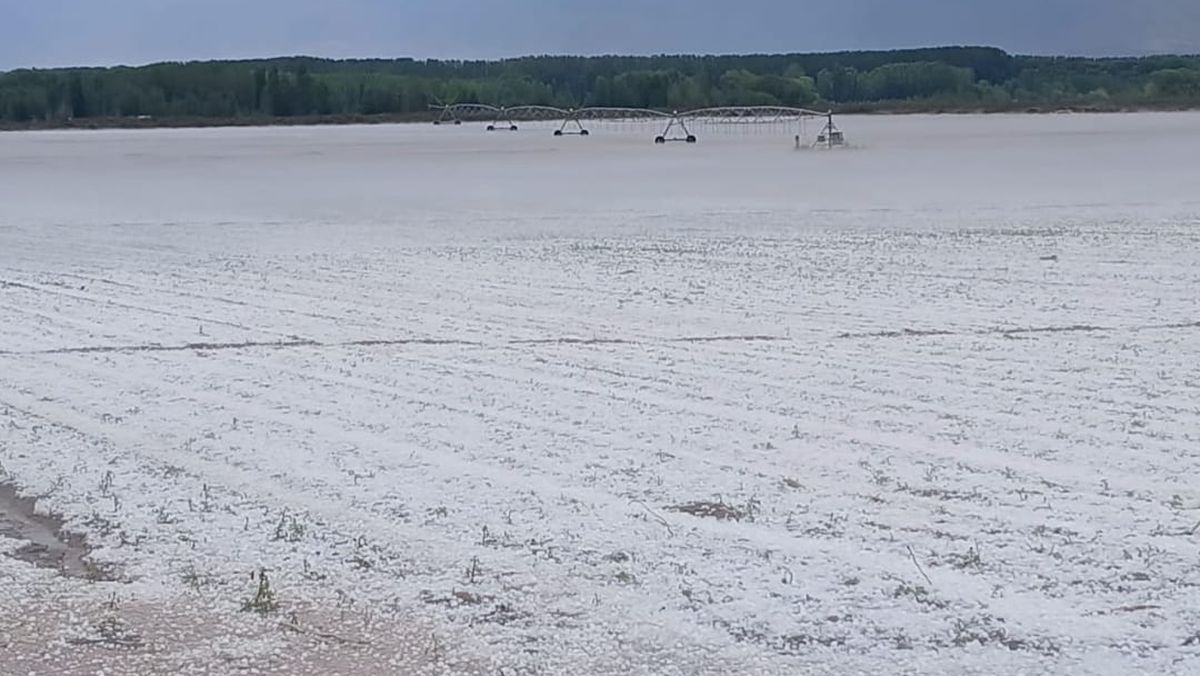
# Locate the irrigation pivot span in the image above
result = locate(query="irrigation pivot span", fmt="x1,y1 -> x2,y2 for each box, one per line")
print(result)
431,103 -> 846,147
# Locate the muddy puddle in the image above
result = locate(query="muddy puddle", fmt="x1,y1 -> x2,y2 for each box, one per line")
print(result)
0,482 -> 112,579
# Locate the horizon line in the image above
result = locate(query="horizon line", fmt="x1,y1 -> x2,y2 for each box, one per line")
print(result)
4,44 -> 1198,73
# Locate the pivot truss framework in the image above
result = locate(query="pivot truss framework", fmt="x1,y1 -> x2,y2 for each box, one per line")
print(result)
431,104 -> 847,147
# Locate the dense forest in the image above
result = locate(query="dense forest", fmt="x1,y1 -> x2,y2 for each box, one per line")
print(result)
3,46 -> 1200,127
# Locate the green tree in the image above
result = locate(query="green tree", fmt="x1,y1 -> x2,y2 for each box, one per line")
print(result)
4,48 -> 1200,125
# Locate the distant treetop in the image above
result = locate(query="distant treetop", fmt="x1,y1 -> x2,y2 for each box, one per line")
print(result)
2,47 -> 1198,124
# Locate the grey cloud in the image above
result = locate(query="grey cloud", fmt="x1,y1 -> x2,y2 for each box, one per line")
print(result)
1,0 -> 1197,70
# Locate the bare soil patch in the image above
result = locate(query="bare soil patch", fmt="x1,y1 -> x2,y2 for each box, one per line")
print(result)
0,482 -> 114,580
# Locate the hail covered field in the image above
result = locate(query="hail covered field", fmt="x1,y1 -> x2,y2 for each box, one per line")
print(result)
1,113 -> 1199,675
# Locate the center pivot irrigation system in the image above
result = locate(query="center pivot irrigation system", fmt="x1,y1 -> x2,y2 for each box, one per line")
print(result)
431,104 -> 847,148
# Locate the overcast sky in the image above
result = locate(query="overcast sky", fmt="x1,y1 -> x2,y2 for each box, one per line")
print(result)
2,0 -> 1199,70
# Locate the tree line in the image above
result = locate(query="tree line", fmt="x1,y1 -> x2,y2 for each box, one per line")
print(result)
2,47 -> 1199,125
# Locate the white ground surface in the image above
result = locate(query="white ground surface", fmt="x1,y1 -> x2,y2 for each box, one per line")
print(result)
1,114 -> 1199,675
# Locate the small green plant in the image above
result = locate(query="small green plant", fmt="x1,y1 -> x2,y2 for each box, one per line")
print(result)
242,568 -> 279,615
190,484 -> 216,513
271,510 -> 305,542
947,544 -> 984,570
180,565 -> 216,591
154,505 -> 179,524
667,497 -> 760,523
302,558 -> 327,581
892,582 -> 949,609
